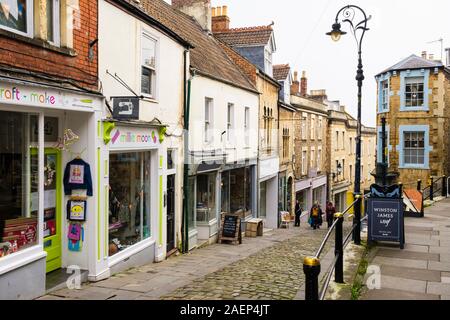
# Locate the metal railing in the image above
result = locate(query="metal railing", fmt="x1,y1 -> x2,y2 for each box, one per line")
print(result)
303,194 -> 368,300
406,176 -> 447,201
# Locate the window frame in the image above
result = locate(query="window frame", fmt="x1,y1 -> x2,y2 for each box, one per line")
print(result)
244,107 -> 250,147
0,0 -> 34,37
46,0 -> 60,47
397,125 -> 432,169
140,31 -> 159,100
226,103 -> 234,143
377,73 -> 390,113
400,69 -> 430,112
204,97 -> 213,143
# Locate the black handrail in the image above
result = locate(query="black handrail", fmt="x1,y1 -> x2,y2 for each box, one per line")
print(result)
303,194 -> 367,300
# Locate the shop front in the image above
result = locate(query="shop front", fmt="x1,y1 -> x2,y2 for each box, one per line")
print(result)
0,79 -> 103,299
259,157 -> 279,229
295,174 -> 327,214
102,121 -> 167,276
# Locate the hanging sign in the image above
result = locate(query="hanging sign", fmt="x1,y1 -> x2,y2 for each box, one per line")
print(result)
112,97 -> 140,120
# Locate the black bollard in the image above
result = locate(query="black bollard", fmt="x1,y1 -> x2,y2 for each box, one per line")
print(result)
417,179 -> 421,191
334,212 -> 344,284
430,177 -> 434,201
442,176 -> 446,197
303,257 -> 321,300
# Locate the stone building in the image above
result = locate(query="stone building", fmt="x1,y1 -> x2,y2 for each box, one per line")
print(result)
375,53 -> 450,187
289,72 -> 328,213
214,12 -> 281,228
273,64 -> 296,217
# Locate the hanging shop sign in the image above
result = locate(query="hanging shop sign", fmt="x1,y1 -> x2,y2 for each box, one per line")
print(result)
109,125 -> 162,150
0,81 -> 95,109
111,97 -> 140,120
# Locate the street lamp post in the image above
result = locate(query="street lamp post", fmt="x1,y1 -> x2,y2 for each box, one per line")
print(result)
327,5 -> 371,245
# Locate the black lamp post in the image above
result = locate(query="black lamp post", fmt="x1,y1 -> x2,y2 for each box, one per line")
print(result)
327,5 -> 371,245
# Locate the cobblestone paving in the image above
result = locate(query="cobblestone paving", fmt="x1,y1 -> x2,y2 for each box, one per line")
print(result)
161,222 -> 352,300
39,216 -> 352,300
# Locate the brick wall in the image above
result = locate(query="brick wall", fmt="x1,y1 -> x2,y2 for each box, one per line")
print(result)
0,0 -> 98,91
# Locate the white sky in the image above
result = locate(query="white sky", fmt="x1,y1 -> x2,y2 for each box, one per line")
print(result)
207,0 -> 450,127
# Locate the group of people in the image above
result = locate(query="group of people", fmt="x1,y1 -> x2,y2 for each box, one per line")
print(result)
294,200 -> 337,230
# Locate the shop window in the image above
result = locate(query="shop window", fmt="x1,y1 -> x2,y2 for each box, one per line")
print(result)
196,173 -> 216,224
141,33 -> 157,98
223,167 -> 252,216
108,152 -> 151,256
187,176 -> 196,231
220,172 -> 230,214
0,111 -> 40,258
259,181 -> 266,218
167,149 -> 174,170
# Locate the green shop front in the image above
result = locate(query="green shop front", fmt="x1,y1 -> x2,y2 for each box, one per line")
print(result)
0,78 -> 103,299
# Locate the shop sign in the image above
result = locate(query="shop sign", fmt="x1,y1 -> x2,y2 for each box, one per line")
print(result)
218,213 -> 242,245
112,97 -> 140,120
0,82 -> 95,109
259,157 -> 279,180
109,125 -> 161,150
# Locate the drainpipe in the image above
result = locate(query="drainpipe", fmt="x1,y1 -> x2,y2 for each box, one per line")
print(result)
182,50 -> 192,253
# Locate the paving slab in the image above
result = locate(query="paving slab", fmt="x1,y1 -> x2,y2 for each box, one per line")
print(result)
376,248 -> 439,261
427,282 -> 450,296
372,256 -> 428,269
380,265 -> 441,282
379,275 -> 427,293
362,288 -> 439,300
428,261 -> 450,272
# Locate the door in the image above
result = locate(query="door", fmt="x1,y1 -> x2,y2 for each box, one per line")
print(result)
166,174 -> 175,253
31,148 -> 62,273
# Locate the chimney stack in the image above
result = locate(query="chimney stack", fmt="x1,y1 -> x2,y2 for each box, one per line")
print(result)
212,5 -> 230,33
300,71 -> 307,96
172,0 -> 212,32
421,51 -> 427,59
290,71 -> 300,95
429,53 -> 435,61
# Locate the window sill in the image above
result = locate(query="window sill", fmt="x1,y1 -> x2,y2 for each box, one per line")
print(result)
399,165 -> 429,170
0,29 -> 76,57
399,106 -> 429,112
141,96 -> 158,104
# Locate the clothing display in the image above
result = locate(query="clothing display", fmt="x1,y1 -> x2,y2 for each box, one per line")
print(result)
63,158 -> 93,196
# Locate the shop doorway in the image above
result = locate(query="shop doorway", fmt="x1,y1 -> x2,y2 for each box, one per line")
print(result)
31,148 -> 62,273
166,174 -> 176,254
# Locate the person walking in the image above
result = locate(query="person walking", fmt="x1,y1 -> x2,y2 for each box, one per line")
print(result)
326,201 -> 336,229
309,202 -> 323,230
294,200 -> 302,227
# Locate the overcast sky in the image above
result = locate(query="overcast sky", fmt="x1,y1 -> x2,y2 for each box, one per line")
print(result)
205,0 -> 450,127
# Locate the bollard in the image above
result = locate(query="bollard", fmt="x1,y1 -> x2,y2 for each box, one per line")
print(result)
399,182 -> 403,197
334,212 -> 344,284
417,179 -> 421,191
303,257 -> 321,300
442,176 -> 446,197
430,177 -> 434,201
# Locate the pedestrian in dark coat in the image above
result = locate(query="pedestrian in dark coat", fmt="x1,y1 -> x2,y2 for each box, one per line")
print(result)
294,200 -> 302,227
326,201 -> 337,229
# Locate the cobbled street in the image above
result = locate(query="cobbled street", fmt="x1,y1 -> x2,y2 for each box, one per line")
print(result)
38,217 -> 352,300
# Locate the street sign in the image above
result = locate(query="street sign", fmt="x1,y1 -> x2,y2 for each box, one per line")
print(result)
112,96 -> 140,120
368,197 -> 405,249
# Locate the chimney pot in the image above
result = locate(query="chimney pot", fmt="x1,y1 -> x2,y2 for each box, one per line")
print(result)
294,71 -> 298,81
422,51 -> 427,59
212,7 -> 216,17
222,5 -> 228,16
429,53 -> 434,60
216,6 -> 222,16
300,71 -> 307,96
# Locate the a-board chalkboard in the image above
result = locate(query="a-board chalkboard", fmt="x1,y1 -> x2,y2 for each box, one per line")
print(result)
223,215 -> 238,238
368,198 -> 405,249
219,213 -> 242,245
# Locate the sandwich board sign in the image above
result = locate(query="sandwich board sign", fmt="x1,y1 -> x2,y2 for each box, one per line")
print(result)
367,197 -> 405,249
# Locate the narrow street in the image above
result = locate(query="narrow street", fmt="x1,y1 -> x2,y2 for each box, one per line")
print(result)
38,217 -> 351,300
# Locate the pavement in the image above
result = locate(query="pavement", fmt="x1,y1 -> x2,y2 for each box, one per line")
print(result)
37,215 -> 351,300
361,198 -> 450,300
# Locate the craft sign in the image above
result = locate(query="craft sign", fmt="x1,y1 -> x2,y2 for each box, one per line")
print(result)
109,125 -> 161,150
368,197 -> 405,249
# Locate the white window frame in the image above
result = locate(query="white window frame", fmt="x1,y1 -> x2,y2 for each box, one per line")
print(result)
46,0 -> 60,46
310,115 -> 315,140
310,149 -> 315,170
244,107 -> 250,146
140,31 -> 158,99
227,103 -> 234,143
301,114 -> 307,140
381,79 -> 389,111
302,149 -> 307,175
318,117 -> 323,140
264,46 -> 272,73
204,97 -> 213,143
0,0 -> 34,37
